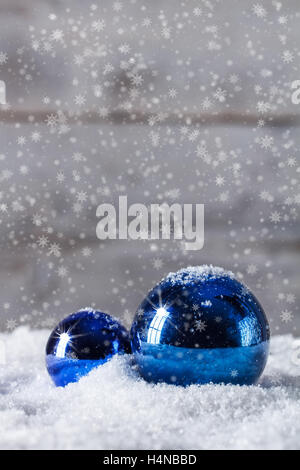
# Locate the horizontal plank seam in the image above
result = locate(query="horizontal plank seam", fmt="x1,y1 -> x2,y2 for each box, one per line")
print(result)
1,110 -> 300,126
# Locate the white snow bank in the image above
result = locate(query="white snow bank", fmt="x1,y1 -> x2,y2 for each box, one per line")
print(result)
0,327 -> 299,450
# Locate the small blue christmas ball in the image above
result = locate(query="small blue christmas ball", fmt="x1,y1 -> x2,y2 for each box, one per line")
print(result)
131,266 -> 270,386
46,309 -> 131,387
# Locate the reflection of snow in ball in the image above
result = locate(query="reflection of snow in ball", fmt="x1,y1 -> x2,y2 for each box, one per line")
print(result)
46,308 -> 131,387
131,265 -> 270,386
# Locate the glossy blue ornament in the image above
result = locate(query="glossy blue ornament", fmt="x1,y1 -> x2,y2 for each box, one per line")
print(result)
131,266 -> 270,386
46,309 -> 131,387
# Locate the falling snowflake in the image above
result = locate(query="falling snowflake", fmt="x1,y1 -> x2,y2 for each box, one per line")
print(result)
280,310 -> 294,323
0,51 -> 8,65
252,4 -> 267,18
194,319 -> 207,332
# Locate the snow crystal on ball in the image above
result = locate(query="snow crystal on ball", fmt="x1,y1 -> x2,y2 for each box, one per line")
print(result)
163,264 -> 234,286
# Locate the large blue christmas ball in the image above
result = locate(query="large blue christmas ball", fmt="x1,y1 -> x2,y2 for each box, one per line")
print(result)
46,309 -> 131,387
131,266 -> 270,386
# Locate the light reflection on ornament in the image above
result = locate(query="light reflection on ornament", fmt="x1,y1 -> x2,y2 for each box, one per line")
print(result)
147,307 -> 170,345
56,332 -> 71,358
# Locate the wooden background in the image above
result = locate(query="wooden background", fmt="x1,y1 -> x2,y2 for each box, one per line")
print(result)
0,0 -> 299,336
